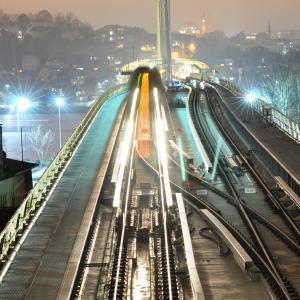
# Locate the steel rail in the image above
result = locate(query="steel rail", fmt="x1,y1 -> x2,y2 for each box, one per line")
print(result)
206,83 -> 300,239
190,88 -> 293,283
168,155 -> 300,255
135,145 -> 291,299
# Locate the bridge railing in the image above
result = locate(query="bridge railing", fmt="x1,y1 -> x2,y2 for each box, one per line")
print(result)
0,84 -> 128,268
254,100 -> 300,143
210,78 -> 300,144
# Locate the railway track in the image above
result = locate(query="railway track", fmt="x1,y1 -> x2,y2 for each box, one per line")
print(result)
168,155 -> 300,256
188,87 -> 300,299
208,82 -> 300,230
67,68 -> 300,299
138,141 -> 293,299
71,69 -> 185,299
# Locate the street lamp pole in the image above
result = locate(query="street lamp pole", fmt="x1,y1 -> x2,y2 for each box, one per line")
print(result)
15,96 -> 31,132
55,97 -> 64,149
58,104 -> 62,149
20,127 -> 24,161
17,108 -> 20,132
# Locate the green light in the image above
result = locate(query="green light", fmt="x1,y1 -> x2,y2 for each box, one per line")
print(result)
136,73 -> 142,88
211,137 -> 222,182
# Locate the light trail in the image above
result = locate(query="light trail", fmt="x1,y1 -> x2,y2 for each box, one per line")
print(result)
113,88 -> 139,208
137,73 -> 150,157
153,87 -> 173,207
176,137 -> 186,182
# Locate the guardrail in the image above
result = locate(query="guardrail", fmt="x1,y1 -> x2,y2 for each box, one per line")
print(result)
254,99 -> 300,143
0,84 -> 128,268
210,78 -> 300,144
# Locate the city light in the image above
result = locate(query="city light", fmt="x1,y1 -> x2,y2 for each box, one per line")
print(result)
11,96 -> 31,132
55,97 -> 65,107
245,92 -> 257,103
188,43 -> 196,53
15,97 -> 31,112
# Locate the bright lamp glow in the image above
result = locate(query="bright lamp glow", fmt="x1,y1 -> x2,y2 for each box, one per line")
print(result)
245,92 -> 257,103
15,97 -> 31,111
55,97 -> 64,107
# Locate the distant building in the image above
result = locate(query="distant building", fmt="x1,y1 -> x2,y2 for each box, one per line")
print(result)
179,22 -> 202,36
271,30 -> 300,41
179,16 -> 213,37
97,25 -> 125,43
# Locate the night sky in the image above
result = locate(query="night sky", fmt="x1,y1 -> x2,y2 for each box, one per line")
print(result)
1,0 -> 299,35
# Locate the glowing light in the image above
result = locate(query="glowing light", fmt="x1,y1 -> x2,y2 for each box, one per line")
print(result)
188,43 -> 196,53
177,138 -> 186,182
171,51 -> 179,59
211,137 -> 222,182
137,73 -> 150,158
55,97 -> 64,107
113,88 -> 139,208
245,92 -> 257,103
136,73 -> 142,88
154,88 -> 173,207
15,97 -> 31,112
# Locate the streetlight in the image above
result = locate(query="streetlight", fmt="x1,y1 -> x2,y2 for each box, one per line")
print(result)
15,96 -> 31,132
245,92 -> 257,104
12,96 -> 31,161
55,97 -> 64,149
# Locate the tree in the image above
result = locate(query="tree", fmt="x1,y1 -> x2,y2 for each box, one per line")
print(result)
294,76 -> 300,122
0,11 -> 12,26
28,125 -> 54,165
17,13 -> 30,33
35,10 -> 53,25
262,76 -> 292,115
262,71 -> 300,120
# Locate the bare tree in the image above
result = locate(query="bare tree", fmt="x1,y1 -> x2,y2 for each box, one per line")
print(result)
28,125 -> 54,165
262,72 -> 294,116
294,76 -> 300,122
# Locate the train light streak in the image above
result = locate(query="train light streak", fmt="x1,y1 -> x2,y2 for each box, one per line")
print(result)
154,87 -> 173,207
111,141 -> 123,183
137,73 -> 151,157
160,104 -> 169,132
176,138 -> 186,182
113,88 -> 139,208
136,73 -> 142,88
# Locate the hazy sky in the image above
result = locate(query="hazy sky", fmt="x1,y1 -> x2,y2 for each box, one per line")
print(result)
1,0 -> 299,35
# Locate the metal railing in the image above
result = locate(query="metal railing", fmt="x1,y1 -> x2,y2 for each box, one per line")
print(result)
0,84 -> 128,266
211,78 -> 300,144
254,100 -> 300,143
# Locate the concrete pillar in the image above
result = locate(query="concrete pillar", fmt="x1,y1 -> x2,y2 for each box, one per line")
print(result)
157,0 -> 172,81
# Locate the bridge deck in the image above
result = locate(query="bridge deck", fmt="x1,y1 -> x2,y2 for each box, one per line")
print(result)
0,94 -> 125,299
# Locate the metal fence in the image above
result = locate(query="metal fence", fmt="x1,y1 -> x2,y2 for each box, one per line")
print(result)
254,100 -> 300,143
0,84 -> 128,266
